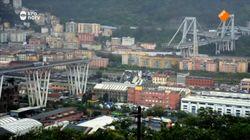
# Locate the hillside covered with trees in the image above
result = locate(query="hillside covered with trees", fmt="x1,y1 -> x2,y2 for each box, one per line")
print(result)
0,2 -> 20,25
23,0 -> 250,28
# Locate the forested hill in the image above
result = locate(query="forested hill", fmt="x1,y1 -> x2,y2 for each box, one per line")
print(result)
0,2 -> 20,25
23,0 -> 250,28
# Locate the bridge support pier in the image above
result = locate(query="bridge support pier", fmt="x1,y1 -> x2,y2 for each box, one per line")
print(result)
66,63 -> 89,96
168,17 -> 199,57
216,14 -> 236,55
181,49 -> 190,58
25,69 -> 51,107
216,40 -> 235,55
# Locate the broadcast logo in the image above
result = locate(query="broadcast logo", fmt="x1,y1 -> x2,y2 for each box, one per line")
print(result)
20,11 -> 27,21
19,10 -> 40,21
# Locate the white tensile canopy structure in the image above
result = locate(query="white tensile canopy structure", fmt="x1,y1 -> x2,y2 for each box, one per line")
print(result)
0,118 -> 42,136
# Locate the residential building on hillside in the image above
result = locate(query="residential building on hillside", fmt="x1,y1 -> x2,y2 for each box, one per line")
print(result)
219,59 -> 248,73
122,52 -> 181,69
111,37 -> 121,46
89,57 -> 109,68
176,73 -> 189,86
13,0 -> 22,9
78,33 -> 95,44
78,23 -> 100,36
65,21 -> 78,34
122,37 -> 135,46
152,73 -> 176,86
186,76 -> 214,89
140,43 -> 156,50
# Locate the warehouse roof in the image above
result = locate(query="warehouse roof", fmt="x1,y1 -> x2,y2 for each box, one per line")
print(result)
10,106 -> 41,113
64,124 -> 92,134
187,76 -> 213,80
201,91 -> 250,99
182,95 -> 250,107
32,107 -> 76,120
158,86 -> 191,94
94,82 -> 136,92
241,78 -> 250,82
77,116 -> 114,134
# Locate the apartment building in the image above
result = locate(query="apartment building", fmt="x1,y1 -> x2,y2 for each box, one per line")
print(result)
186,76 -> 214,89
65,21 -> 78,33
89,57 -> 109,68
78,23 -> 100,36
122,52 -> 181,69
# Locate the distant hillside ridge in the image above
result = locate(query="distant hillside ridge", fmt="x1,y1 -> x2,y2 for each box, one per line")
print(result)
23,0 -> 250,28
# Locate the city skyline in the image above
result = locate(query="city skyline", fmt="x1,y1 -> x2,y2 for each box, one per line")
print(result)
0,0 -> 250,139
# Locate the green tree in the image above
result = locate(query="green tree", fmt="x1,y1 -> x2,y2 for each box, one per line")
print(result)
145,106 -> 165,117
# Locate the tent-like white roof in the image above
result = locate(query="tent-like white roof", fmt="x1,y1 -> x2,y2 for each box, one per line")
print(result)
0,118 -> 42,136
77,116 -> 114,134
0,116 -> 17,126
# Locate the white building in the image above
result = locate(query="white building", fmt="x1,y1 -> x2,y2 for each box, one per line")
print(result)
101,25 -> 116,37
41,27 -> 49,34
9,31 -> 26,43
181,94 -> 250,117
0,54 -> 16,64
0,32 -> 8,43
65,21 -> 77,33
13,0 -> 22,9
3,0 -> 10,4
91,23 -> 101,36
122,37 -> 135,46
176,73 -> 189,86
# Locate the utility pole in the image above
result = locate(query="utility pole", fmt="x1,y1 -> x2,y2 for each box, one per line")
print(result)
137,106 -> 142,140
